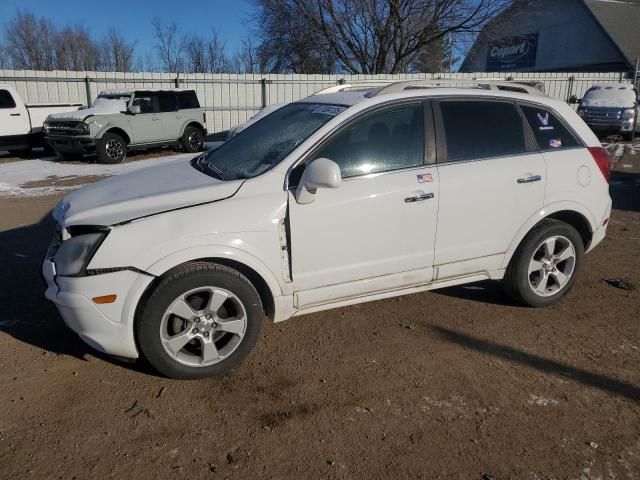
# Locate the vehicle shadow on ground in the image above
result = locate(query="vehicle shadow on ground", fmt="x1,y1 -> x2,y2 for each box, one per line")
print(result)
610,170 -> 640,213
430,325 -> 640,402
433,280 -> 520,307
0,212 -> 157,375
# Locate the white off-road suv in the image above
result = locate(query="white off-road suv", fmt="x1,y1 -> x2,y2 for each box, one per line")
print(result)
44,89 -> 206,163
43,81 -> 612,379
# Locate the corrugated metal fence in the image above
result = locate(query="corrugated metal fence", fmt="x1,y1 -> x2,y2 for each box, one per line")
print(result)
0,70 -> 626,133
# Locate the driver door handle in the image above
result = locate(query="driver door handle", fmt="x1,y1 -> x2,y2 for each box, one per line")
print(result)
517,175 -> 542,184
405,192 -> 434,203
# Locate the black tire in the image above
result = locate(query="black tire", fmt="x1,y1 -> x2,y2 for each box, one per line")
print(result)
503,219 -> 584,308
96,132 -> 127,164
136,262 -> 264,379
181,125 -> 204,153
8,147 -> 32,157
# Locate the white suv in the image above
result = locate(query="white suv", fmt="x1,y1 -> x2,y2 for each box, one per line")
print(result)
42,81 -> 612,379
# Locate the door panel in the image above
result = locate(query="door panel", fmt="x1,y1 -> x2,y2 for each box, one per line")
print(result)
433,98 -> 546,277
130,93 -> 165,143
0,89 -> 29,137
289,167 -> 439,304
435,154 -> 546,271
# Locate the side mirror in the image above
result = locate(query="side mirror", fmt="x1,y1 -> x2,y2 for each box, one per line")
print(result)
568,95 -> 580,105
129,105 -> 141,114
295,158 -> 341,204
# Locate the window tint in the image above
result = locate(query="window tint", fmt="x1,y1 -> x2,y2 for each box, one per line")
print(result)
520,105 -> 580,150
132,94 -> 155,113
157,93 -> 177,112
440,101 -> 526,162
311,103 -> 424,178
177,91 -> 200,109
0,89 -> 16,109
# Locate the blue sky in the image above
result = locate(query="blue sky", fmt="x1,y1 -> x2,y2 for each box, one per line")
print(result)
0,0 -> 252,60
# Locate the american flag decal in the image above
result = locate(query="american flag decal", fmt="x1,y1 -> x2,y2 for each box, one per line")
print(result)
549,138 -> 562,148
416,173 -> 433,183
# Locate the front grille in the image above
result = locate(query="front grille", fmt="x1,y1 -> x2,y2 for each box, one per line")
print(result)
45,121 -> 86,135
46,224 -> 62,260
584,107 -> 625,126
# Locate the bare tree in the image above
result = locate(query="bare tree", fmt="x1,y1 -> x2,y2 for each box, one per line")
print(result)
184,34 -> 208,73
206,30 -> 228,73
252,0 -> 509,74
251,0 -> 336,73
152,18 -> 184,72
101,28 -> 136,72
54,25 -> 101,71
4,11 -> 57,70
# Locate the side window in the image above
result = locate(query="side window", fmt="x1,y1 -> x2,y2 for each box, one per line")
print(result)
157,92 -> 177,112
177,91 -> 200,109
439,101 -> 527,162
520,105 -> 580,150
0,89 -> 16,109
132,94 -> 155,114
311,103 -> 424,178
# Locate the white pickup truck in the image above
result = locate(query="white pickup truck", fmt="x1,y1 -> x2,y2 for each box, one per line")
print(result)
0,85 -> 82,156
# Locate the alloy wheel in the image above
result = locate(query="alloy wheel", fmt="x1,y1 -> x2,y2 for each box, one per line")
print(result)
528,235 -> 576,297
159,287 -> 247,367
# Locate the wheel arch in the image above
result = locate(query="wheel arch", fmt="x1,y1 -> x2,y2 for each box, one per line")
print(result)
503,203 -> 596,269
180,120 -> 205,137
99,126 -> 131,145
140,248 -> 284,321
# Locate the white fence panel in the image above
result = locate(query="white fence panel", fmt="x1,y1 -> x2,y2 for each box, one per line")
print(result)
0,69 -> 626,133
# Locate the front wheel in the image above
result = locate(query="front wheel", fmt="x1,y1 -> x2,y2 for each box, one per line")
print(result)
136,263 -> 264,379
96,133 -> 127,164
503,219 -> 584,307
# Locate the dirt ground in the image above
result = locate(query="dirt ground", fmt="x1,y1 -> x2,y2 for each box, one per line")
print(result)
0,144 -> 639,480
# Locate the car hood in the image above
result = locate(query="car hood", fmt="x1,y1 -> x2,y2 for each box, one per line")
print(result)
47,97 -> 128,122
53,159 -> 244,227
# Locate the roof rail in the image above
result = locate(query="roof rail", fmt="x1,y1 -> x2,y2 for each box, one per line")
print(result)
370,79 -> 547,97
312,84 -> 354,95
312,83 -> 387,95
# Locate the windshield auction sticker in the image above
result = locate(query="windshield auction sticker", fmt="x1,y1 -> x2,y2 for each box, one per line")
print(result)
312,105 -> 347,116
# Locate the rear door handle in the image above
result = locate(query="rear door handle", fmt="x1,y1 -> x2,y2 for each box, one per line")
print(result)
405,193 -> 434,203
517,175 -> 542,184
10,113 -> 20,116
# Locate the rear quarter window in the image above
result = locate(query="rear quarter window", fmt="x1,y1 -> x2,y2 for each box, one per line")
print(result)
520,105 -> 580,151
177,91 -> 200,110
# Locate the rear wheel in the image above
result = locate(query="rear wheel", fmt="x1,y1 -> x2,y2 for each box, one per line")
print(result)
136,263 -> 264,379
96,133 -> 127,164
503,219 -> 584,307
181,125 -> 204,153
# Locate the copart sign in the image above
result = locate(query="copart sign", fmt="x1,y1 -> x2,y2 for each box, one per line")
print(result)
486,33 -> 539,71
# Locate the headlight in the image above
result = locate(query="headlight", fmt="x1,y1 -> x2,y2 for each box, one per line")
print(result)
577,108 -> 586,117
54,227 -> 109,276
43,121 -> 51,133
80,122 -> 90,133
622,109 -> 636,121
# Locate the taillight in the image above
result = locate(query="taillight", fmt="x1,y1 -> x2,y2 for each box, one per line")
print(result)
588,146 -> 611,183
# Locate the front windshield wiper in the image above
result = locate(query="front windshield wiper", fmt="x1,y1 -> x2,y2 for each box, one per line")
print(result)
193,154 -> 225,181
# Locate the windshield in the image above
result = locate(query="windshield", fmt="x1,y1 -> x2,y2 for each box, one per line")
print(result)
197,102 -> 346,180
